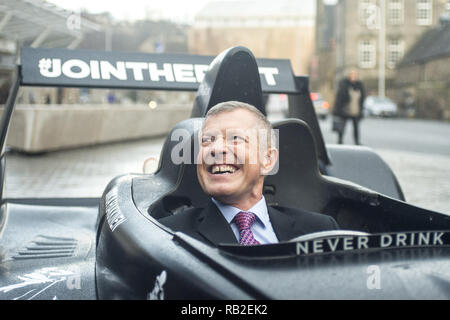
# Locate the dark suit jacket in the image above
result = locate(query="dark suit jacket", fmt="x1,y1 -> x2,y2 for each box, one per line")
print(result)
159,200 -> 339,246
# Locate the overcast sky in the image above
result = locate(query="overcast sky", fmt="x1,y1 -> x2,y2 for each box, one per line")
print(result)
47,0 -> 320,23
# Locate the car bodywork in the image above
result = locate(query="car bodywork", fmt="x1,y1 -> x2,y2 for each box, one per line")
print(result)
1,47 -> 450,300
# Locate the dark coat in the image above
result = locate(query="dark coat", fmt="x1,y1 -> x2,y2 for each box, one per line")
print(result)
333,78 -> 366,119
159,199 -> 339,246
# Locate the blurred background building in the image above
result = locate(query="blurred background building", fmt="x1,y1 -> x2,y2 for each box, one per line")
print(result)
0,0 -> 103,104
0,0 -> 192,106
314,0 -> 450,119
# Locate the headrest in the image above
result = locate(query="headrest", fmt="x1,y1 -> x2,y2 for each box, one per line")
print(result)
156,118 -> 203,181
153,118 -> 324,213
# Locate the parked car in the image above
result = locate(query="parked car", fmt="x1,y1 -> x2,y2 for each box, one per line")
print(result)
310,92 -> 330,119
364,96 -> 398,117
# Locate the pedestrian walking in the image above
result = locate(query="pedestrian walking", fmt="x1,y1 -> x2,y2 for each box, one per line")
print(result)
332,70 -> 366,145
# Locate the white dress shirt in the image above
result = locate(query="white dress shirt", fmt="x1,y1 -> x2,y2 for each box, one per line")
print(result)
211,196 -> 279,244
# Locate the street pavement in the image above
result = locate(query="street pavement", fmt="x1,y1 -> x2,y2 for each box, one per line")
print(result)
4,116 -> 450,214
320,117 -> 450,156
5,137 -> 165,199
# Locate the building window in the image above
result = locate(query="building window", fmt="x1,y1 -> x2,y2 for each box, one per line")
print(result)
387,39 -> 404,68
359,39 -> 376,69
416,0 -> 433,26
388,0 -> 404,25
446,0 -> 450,15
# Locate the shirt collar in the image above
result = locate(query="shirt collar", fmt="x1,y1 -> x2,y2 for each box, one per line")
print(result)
211,196 -> 270,228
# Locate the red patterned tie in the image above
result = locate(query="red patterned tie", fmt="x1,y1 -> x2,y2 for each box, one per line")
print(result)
234,211 -> 260,245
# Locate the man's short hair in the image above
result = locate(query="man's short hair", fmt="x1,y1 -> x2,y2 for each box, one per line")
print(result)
204,101 -> 276,150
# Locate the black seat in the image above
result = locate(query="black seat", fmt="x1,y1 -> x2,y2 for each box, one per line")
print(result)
138,117 -> 330,218
131,118 -> 207,219
132,115 -> 382,231
191,46 -> 265,117
264,119 -> 329,212
128,46 -> 383,232
264,119 -> 390,231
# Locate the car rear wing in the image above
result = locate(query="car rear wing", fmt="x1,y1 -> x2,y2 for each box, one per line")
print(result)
0,47 -> 329,203
20,47 -> 299,93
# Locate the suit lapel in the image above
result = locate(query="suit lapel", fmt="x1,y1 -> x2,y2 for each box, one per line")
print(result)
268,206 -> 305,242
197,200 -> 238,245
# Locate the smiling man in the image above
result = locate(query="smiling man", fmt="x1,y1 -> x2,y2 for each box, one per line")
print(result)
159,101 -> 339,246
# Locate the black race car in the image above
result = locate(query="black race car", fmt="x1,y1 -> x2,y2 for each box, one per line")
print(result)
1,46 -> 449,300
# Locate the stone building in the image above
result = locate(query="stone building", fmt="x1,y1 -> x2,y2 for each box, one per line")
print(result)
188,0 -> 316,76
314,0 -> 449,104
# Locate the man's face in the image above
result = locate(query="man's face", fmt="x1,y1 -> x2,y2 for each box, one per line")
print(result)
197,109 -> 277,205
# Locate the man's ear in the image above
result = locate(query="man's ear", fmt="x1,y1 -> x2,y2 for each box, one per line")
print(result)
260,147 -> 279,176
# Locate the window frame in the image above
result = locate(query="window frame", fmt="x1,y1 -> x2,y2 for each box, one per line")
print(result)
387,39 -> 404,69
388,0 -> 404,25
416,0 -> 433,26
